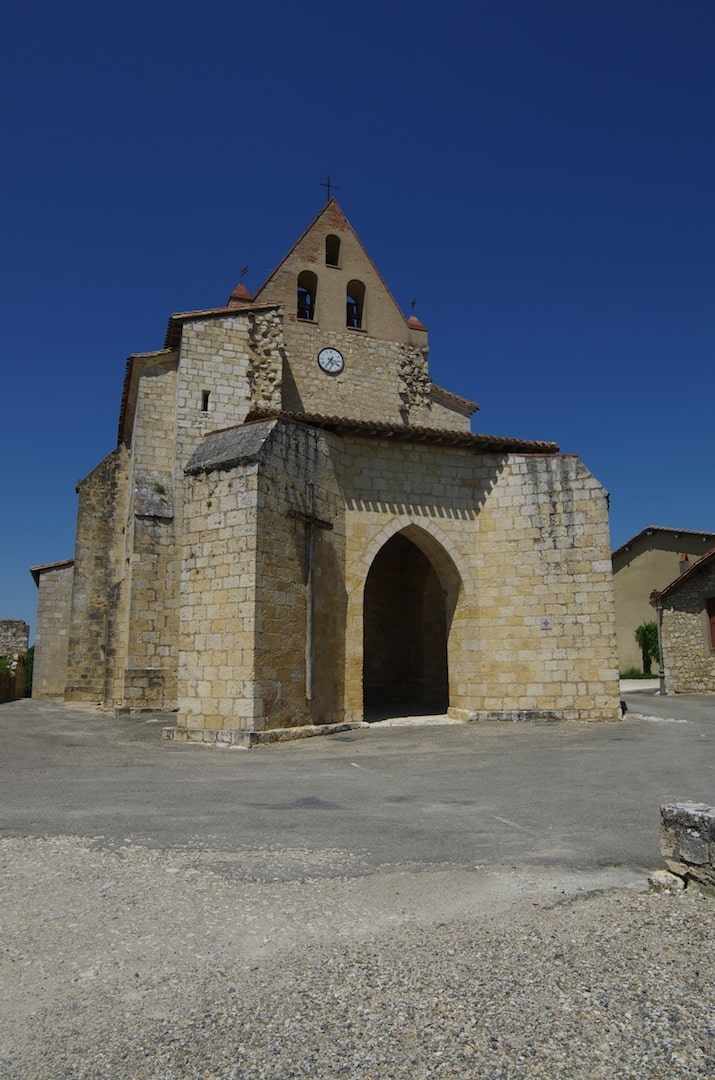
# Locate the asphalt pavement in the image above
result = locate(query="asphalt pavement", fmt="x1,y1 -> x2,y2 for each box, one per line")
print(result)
1,690 -> 713,885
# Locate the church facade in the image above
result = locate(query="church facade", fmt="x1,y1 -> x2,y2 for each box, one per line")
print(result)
32,200 -> 621,738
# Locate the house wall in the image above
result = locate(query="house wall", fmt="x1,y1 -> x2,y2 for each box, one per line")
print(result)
613,533 -> 715,672
661,562 -> 715,693
32,569 -> 73,698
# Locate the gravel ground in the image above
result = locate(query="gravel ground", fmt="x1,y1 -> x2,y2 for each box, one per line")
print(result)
1,834 -> 713,1079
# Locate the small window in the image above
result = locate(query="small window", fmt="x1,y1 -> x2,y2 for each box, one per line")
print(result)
707,597 -> 715,648
297,271 -> 317,321
346,279 -> 365,329
325,234 -> 340,266
201,390 -> 210,411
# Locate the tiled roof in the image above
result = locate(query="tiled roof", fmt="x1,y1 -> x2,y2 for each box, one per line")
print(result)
430,383 -> 479,415
246,408 -> 559,454
651,548 -> 715,601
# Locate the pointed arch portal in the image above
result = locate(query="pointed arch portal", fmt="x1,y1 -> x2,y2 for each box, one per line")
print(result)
363,529 -> 459,720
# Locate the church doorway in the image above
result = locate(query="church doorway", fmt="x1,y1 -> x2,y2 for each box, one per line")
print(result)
363,531 -> 453,721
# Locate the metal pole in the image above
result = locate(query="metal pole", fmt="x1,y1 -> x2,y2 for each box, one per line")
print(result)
655,599 -> 666,696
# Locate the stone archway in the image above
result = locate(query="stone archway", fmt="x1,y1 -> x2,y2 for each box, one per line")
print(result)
362,529 -> 459,720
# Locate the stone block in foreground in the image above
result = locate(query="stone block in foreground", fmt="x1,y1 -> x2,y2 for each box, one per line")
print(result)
660,802 -> 715,895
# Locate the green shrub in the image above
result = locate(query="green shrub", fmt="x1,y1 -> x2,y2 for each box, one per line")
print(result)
619,667 -> 656,680
634,622 -> 660,675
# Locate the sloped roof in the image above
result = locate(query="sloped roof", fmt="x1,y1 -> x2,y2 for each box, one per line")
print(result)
30,559 -> 74,587
612,525 -> 715,560
185,420 -> 277,475
651,548 -> 715,601
245,408 -> 559,454
430,383 -> 479,416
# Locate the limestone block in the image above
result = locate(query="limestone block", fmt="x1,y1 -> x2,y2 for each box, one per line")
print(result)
648,869 -> 686,893
660,802 -> 715,893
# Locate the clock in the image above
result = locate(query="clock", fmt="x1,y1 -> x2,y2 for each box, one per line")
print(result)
317,347 -> 344,375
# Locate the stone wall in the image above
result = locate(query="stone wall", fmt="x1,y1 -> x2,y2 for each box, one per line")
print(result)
0,620 -> 29,656
32,567 -> 73,698
171,421 -> 619,737
121,354 -> 180,709
65,447 -> 130,702
175,316 -> 254,468
252,199 -> 471,432
661,560 -> 715,693
279,318 -> 468,431
339,439 -> 620,724
177,440 -> 262,735
0,621 -> 29,702
253,421 -> 346,729
660,802 -> 715,895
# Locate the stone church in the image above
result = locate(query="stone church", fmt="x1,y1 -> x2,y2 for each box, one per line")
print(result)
32,199 -> 620,740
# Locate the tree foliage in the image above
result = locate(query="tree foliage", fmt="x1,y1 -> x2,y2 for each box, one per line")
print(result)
635,622 -> 659,675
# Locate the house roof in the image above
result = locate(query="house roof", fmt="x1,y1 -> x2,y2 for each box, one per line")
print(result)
30,559 -> 74,587
245,408 -> 559,454
612,525 -> 715,560
651,548 -> 715,602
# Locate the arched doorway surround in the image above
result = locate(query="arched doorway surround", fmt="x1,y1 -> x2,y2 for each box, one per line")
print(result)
362,525 -> 462,720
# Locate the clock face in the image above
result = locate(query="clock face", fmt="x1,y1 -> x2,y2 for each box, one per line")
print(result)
317,347 -> 344,374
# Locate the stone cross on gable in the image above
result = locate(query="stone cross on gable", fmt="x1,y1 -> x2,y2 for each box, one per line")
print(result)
319,176 -> 338,202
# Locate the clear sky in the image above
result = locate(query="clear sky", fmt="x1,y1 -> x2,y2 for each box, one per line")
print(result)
2,2 -> 713,641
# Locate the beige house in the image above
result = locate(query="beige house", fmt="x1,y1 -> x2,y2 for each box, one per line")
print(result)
612,527 -> 715,673
652,550 -> 715,693
32,199 -> 621,741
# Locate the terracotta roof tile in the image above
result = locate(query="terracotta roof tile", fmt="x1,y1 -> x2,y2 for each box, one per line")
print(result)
245,408 -> 559,454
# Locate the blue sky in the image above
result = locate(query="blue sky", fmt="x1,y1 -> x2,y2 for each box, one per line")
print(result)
2,2 -> 713,640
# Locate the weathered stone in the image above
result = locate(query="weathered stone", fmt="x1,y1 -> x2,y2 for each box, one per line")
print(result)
648,869 -> 685,893
660,802 -> 715,893
658,554 -> 715,693
32,200 -> 622,742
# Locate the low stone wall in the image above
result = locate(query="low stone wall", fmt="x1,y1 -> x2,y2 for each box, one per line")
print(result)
659,802 -> 715,895
0,620 -> 29,656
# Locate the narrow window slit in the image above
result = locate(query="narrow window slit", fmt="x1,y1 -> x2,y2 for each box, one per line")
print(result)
325,234 -> 340,266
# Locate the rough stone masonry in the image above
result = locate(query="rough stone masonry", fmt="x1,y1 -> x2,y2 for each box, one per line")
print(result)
31,199 -> 621,740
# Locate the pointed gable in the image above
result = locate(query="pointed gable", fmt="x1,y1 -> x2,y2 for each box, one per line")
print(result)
246,199 -> 475,431
253,199 -> 414,343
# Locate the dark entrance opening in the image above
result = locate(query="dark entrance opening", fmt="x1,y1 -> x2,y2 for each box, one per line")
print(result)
363,532 -> 449,721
